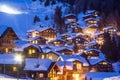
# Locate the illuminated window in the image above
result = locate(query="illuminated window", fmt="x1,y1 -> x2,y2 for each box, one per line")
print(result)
76,63 -> 82,70
39,73 -> 44,78
13,67 -> 17,71
49,56 -> 52,60
32,74 -> 34,78
102,62 -> 107,65
28,49 -> 36,54
5,48 -> 9,53
41,54 -> 44,59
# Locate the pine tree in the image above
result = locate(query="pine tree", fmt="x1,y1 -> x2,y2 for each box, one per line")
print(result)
44,0 -> 50,6
101,32 -> 119,62
45,15 -> 49,20
33,15 -> 40,24
32,0 -> 36,2
54,6 -> 64,33
51,0 -> 56,5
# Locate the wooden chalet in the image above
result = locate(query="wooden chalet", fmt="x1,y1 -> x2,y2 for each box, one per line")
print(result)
61,34 -> 71,41
85,10 -> 99,16
39,27 -> 57,42
82,49 -> 100,59
67,36 -> 87,45
29,36 -> 46,45
56,47 -> 73,55
92,60 -> 113,72
85,18 -> 99,26
83,14 -> 97,20
15,43 -> 42,58
64,14 -> 78,28
27,30 -> 39,38
0,26 -> 19,53
0,54 -> 23,78
72,26 -> 83,33
24,59 -> 60,80
48,39 -> 66,46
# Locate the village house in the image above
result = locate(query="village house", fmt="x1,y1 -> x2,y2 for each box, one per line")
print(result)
88,42 -> 100,49
64,14 -> 78,28
82,49 -> 101,59
103,26 -> 118,35
57,55 -> 90,80
24,58 -> 60,80
29,36 -> 46,45
56,47 -> 73,55
0,54 -> 24,78
14,43 -> 42,58
0,26 -> 19,53
83,14 -> 97,20
91,60 -> 113,72
27,29 -> 39,38
67,36 -> 87,45
39,50 -> 61,61
61,34 -> 71,41
39,27 -> 57,42
85,10 -> 99,17
48,39 -> 66,46
71,26 -> 83,33
84,18 -> 99,26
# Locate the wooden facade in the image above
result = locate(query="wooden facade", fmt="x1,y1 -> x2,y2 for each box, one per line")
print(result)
23,45 -> 42,58
57,48 -> 73,55
48,39 -> 66,46
27,30 -> 39,38
93,61 -> 113,72
25,62 -> 60,80
39,28 -> 57,42
0,27 -> 19,53
29,36 -> 46,45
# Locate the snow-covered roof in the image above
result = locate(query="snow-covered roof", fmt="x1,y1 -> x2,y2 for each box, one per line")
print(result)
14,43 -> 41,52
55,47 -> 73,52
24,58 -> 53,71
85,10 -> 96,14
64,13 -> 76,18
46,50 -> 61,56
49,38 -> 66,43
57,61 -> 73,72
39,27 -> 56,32
88,41 -> 98,46
0,54 -> 22,64
59,54 -> 89,66
86,72 -> 120,80
84,18 -> 99,22
0,73 -> 16,80
87,24 -> 98,28
28,36 -> 46,41
88,58 -> 105,65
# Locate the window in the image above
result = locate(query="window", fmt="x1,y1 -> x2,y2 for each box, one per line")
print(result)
76,63 -> 82,70
41,54 -> 45,59
28,49 -> 36,54
13,67 -> 17,71
49,56 -> 52,60
5,48 -> 9,53
31,74 -> 34,78
102,62 -> 107,65
39,73 -> 44,78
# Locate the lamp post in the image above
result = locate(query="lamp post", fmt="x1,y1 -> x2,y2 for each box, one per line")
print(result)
14,54 -> 22,80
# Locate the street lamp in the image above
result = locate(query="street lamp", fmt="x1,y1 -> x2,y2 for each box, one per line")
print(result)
14,54 -> 23,80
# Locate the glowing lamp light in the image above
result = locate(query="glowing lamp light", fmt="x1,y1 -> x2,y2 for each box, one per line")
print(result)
72,73 -> 80,80
0,4 -> 27,14
15,54 -> 23,62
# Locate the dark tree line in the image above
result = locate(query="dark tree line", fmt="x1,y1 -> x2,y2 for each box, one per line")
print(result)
101,32 -> 120,62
